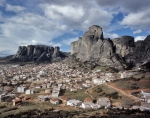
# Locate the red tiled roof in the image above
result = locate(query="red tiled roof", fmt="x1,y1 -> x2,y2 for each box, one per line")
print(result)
84,97 -> 94,103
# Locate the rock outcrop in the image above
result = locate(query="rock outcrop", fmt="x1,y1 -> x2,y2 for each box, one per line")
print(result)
71,25 -> 150,70
71,25 -> 125,70
113,36 -> 135,57
11,45 -> 68,63
125,35 -> 150,66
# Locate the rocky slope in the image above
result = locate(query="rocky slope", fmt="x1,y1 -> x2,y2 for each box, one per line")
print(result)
11,45 -> 68,63
71,25 -> 150,70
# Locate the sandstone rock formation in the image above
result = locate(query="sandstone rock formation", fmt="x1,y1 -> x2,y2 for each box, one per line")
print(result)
71,25 -> 150,70
11,45 -> 68,63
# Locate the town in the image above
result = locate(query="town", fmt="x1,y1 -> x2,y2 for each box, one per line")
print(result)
0,62 -> 150,114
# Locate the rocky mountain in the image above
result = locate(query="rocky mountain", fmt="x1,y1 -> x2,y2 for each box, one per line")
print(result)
71,25 -> 150,70
125,35 -> 150,66
11,45 -> 68,63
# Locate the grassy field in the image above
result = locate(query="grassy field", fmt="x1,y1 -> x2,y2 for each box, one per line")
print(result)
111,78 -> 150,90
0,101 -> 60,117
89,84 -> 134,108
64,88 -> 90,101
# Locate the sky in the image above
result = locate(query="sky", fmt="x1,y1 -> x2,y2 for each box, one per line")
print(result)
0,0 -> 150,57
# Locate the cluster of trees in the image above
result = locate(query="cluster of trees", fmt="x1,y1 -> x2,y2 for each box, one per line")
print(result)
95,87 -> 102,93
130,84 -> 139,89
3,109 -> 80,118
105,92 -> 120,99
89,109 -> 150,118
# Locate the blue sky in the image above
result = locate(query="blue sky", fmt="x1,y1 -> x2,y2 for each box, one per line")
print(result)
0,0 -> 150,57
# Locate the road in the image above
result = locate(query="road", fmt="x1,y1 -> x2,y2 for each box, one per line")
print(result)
84,82 -> 140,103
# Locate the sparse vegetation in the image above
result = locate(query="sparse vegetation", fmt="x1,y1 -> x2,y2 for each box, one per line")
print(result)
90,84 -> 134,108
0,107 -> 150,118
110,78 -> 150,90
65,88 -> 90,101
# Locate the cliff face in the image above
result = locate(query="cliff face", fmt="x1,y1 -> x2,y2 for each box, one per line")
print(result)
71,25 -> 150,70
11,45 -> 68,63
113,36 -> 135,57
125,35 -> 150,66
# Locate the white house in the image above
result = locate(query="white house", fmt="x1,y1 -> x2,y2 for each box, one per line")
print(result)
82,102 -> 99,109
70,88 -> 77,92
25,89 -> 34,95
91,103 -> 99,109
120,72 -> 133,79
45,89 -> 51,93
92,78 -> 104,85
82,102 -> 92,109
140,103 -> 150,111
141,90 -> 150,103
141,90 -> 150,96
13,76 -> 19,80
67,99 -> 82,107
120,72 -> 127,79
17,86 -> 26,93
97,97 -> 111,108
38,95 -> 49,102
39,70 -> 45,76
51,92 -> 59,98
145,96 -> 150,103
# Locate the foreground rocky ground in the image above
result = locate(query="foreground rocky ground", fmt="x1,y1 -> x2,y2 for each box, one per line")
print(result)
1,107 -> 150,118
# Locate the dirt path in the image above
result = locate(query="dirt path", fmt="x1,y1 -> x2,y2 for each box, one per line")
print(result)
104,83 -> 140,102
85,85 -> 99,99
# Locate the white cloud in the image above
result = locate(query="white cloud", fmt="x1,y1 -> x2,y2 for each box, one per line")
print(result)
0,1 -> 115,56
1,0 -> 150,57
6,4 -> 26,13
133,30 -> 142,34
0,36 -> 18,55
0,11 -> 3,22
134,36 -> 146,42
62,37 -> 78,45
104,33 -> 119,39
41,4 -> 113,31
121,9 -> 150,29
95,0 -> 150,13
0,0 -> 5,6
0,11 -> 72,56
